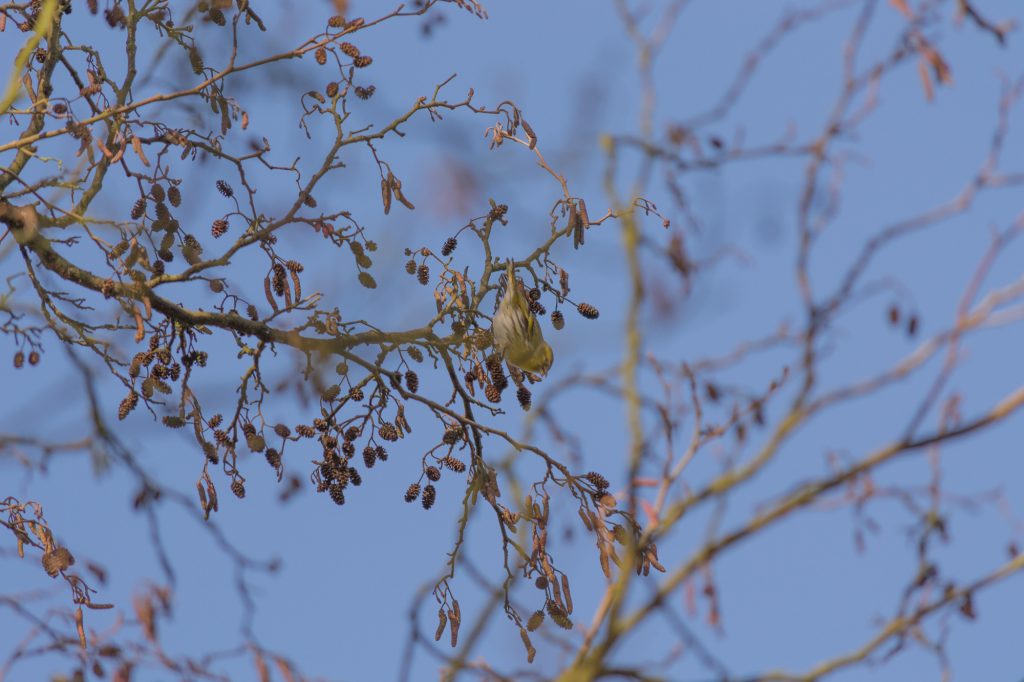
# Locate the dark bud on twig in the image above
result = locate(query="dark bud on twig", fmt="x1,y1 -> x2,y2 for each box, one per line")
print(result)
705,383 -> 720,402
887,305 -> 900,325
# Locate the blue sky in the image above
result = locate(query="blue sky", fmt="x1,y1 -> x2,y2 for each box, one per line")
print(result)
3,1 -> 1024,680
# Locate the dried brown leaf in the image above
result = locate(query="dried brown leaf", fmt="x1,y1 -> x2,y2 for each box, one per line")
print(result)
520,628 -> 536,663
889,0 -> 911,18
381,176 -> 392,215
561,573 -> 573,614
917,60 -> 934,102
264,275 -> 278,311
130,136 -> 150,167
449,609 -> 460,648
274,657 -> 297,682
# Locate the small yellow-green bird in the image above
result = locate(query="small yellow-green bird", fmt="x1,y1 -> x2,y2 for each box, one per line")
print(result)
491,260 -> 553,376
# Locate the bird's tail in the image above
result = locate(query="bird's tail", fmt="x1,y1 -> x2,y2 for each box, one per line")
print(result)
503,259 -> 518,303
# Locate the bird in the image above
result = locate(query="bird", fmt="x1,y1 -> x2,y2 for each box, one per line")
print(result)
491,259 -> 553,377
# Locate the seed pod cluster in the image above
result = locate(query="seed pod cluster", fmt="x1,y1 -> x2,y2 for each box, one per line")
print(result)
422,484 -> 436,510
546,600 -> 572,629
526,610 -> 544,632
585,471 -> 609,490
487,356 -> 508,392
442,423 -> 464,445
378,422 -> 399,441
131,198 -> 146,219
517,386 -> 531,411
489,203 -> 508,222
118,391 -> 138,420
442,455 -> 466,473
